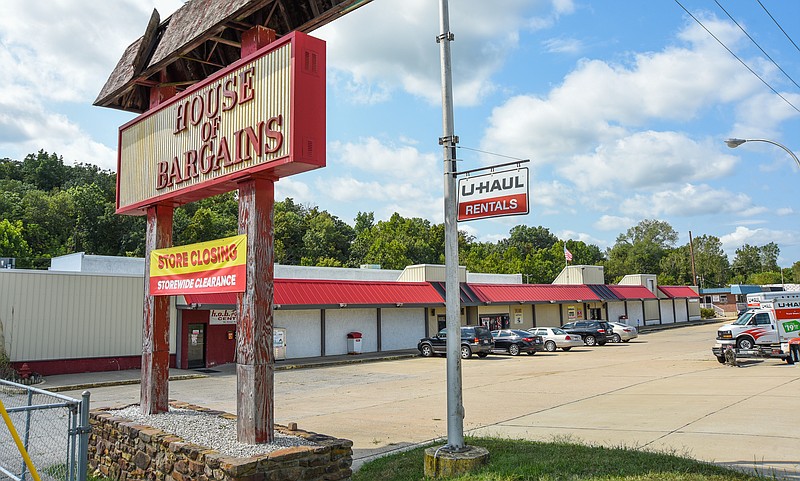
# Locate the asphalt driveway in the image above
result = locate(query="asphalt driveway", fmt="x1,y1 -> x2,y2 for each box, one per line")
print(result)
59,321 -> 800,478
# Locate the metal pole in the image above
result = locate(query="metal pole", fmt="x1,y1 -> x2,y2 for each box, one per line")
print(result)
438,0 -> 464,451
78,391 -> 90,481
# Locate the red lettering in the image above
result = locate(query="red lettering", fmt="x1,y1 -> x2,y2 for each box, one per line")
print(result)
157,160 -> 170,189
183,150 -> 198,180
222,78 -> 237,111
239,67 -> 255,104
217,136 -> 232,167
174,102 -> 188,134
199,141 -> 216,174
204,85 -> 220,118
264,115 -> 284,154
169,156 -> 185,185
190,96 -> 204,126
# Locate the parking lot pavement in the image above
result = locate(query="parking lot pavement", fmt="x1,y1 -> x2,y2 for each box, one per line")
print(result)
56,320 -> 800,478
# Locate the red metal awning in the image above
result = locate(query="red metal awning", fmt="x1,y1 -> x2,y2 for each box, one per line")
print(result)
182,279 -> 445,308
658,286 -> 699,298
467,284 -> 601,304
607,285 -> 658,300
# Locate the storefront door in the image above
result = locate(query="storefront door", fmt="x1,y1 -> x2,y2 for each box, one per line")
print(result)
187,323 -> 206,369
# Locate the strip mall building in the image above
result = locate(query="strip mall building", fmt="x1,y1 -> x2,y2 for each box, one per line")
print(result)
0,254 -> 700,375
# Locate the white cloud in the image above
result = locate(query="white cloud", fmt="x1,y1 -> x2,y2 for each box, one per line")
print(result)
594,215 -> 636,232
777,208 -> 794,216
564,131 -> 738,190
720,226 -> 800,258
329,137 -> 439,181
317,0 -> 568,106
542,37 -> 583,54
619,184 -> 752,218
481,17 -> 762,164
275,177 -> 313,204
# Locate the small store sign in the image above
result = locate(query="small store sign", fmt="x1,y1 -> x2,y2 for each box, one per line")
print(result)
149,235 -> 247,295
457,168 -> 529,221
210,309 -> 237,325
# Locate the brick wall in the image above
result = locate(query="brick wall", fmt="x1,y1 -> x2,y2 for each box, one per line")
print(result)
88,403 -> 353,481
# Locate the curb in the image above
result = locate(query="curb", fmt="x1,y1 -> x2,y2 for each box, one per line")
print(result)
44,373 -> 208,393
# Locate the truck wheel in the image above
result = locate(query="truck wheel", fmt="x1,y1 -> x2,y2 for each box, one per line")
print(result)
736,337 -> 755,350
716,355 -> 725,364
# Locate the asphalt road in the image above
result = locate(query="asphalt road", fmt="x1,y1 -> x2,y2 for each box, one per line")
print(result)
60,321 -> 800,479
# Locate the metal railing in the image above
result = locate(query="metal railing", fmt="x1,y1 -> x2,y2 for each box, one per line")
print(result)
0,380 -> 89,481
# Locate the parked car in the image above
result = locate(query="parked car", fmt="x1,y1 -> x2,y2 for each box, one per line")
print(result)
560,321 -> 614,346
527,327 -> 584,352
609,322 -> 638,343
417,326 -> 494,359
490,329 -> 544,355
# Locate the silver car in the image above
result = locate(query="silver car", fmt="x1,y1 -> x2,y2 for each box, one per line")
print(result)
609,322 -> 638,343
528,327 -> 584,352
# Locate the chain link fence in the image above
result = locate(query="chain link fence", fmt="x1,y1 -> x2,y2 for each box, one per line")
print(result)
0,380 -> 89,481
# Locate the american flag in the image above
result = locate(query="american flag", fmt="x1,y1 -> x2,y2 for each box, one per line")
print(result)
564,244 -> 573,262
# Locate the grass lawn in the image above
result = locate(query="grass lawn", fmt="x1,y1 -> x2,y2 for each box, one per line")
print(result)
353,437 -> 777,481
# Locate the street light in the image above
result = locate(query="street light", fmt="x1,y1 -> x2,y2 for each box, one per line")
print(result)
725,138 -> 800,169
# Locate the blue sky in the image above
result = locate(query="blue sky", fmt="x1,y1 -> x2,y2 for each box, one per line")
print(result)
1,1 -> 799,267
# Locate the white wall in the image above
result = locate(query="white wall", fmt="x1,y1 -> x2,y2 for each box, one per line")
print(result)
0,269 -> 176,362
379,308 -> 425,351
625,302 -> 645,328
275,309 -> 321,359
324,308 -> 377,355
659,300 -> 675,324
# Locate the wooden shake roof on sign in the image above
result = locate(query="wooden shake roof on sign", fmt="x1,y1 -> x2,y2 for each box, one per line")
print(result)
95,0 -> 373,113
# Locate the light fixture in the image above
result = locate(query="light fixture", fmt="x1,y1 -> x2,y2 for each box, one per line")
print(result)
725,138 -> 800,169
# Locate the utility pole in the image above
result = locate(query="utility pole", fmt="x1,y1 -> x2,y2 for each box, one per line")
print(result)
689,231 -> 697,287
437,0 -> 464,451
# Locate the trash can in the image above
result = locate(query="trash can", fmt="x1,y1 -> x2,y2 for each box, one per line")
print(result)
347,331 -> 363,354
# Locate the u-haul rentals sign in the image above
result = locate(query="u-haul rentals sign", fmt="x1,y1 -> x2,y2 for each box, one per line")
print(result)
458,168 -> 529,221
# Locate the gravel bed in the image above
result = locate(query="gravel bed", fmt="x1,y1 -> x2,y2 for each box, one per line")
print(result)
108,406 -> 317,458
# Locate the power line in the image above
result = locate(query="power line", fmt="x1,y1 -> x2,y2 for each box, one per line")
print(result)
456,145 -> 528,162
714,0 -> 800,92
673,0 -> 800,115
756,0 -> 800,55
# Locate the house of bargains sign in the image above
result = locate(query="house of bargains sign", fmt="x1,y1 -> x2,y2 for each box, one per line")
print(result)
116,32 -> 326,215
457,168 -> 529,221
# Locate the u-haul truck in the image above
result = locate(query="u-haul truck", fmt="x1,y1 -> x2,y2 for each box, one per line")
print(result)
712,292 -> 800,364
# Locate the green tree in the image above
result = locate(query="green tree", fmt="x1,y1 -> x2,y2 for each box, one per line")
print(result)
605,219 -> 678,281
274,198 -> 308,265
0,219 -> 32,262
21,150 -> 69,192
692,235 -> 729,287
301,209 -> 354,266
502,225 -> 559,257
731,244 -> 762,278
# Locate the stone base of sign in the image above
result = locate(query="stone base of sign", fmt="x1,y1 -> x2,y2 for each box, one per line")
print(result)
89,402 -> 353,481
423,445 -> 490,478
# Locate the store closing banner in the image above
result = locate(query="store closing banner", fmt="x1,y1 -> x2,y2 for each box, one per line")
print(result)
149,235 -> 247,295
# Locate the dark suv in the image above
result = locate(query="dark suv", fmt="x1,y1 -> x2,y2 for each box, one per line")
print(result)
560,321 -> 614,346
417,326 -> 494,359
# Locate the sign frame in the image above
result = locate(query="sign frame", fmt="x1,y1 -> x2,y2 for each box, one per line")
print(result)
457,167 -> 530,222
116,31 -> 326,215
